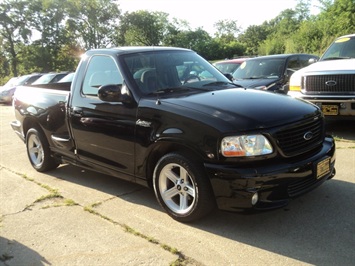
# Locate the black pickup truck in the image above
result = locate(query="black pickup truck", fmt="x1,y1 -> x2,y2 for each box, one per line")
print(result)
11,47 -> 336,222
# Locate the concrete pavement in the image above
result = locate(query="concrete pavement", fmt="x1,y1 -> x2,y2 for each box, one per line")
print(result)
1,104 -> 354,265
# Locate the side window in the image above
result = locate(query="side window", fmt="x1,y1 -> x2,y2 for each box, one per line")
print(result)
287,57 -> 299,71
82,55 -> 123,96
299,55 -> 316,68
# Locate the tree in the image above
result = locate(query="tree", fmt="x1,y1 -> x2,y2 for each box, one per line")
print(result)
66,0 -> 120,49
29,0 -> 69,71
0,0 -> 33,76
213,19 -> 240,41
238,24 -> 270,55
117,10 -> 169,46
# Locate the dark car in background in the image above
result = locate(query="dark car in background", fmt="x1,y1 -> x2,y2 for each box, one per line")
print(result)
214,58 -> 250,74
0,73 -> 43,104
232,54 -> 319,94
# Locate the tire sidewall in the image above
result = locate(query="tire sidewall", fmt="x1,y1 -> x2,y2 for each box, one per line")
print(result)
26,128 -> 57,172
153,153 -> 209,222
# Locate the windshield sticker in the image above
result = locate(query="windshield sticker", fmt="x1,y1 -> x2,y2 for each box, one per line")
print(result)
240,62 -> 247,69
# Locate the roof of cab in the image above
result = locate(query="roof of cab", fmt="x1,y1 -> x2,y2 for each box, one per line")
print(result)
85,46 -> 192,56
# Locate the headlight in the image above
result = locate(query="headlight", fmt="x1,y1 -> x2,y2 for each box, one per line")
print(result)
221,135 -> 273,157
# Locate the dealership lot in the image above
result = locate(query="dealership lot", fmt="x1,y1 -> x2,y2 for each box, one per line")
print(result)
1,104 -> 354,265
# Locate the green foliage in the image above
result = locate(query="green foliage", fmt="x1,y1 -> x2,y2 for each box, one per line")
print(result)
0,0 -> 354,83
117,10 -> 168,46
238,24 -> 271,55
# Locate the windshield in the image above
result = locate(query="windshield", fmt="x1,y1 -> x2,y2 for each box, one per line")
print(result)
232,58 -> 285,80
321,36 -> 355,60
32,73 -> 57,85
14,75 -> 33,86
122,50 -> 232,95
2,77 -> 18,88
215,62 -> 241,74
58,72 -> 74,83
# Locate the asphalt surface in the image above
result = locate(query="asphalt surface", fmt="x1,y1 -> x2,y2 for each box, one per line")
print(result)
1,104 -> 354,266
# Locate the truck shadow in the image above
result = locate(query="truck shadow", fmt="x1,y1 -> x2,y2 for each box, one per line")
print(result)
325,118 -> 355,141
0,237 -> 50,266
49,164 -> 355,265
198,178 -> 355,265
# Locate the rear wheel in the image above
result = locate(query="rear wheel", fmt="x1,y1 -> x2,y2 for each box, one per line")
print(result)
153,152 -> 216,222
26,128 -> 59,172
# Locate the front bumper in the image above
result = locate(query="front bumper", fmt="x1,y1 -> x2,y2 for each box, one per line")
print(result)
205,136 -> 336,212
288,91 -> 355,117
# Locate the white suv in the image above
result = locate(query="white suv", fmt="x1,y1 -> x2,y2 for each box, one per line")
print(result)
289,34 -> 355,118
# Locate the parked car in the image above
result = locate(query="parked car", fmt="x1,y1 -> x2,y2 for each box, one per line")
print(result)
11,47 -> 335,222
31,72 -> 69,85
289,33 -> 355,118
0,73 -> 42,104
57,72 -> 75,83
214,58 -> 249,74
232,54 -> 319,94
0,77 -> 18,89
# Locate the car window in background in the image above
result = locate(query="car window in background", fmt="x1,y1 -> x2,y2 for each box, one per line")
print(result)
233,58 -> 285,80
58,72 -> 75,83
214,58 -> 249,74
32,73 -> 68,85
14,74 -> 42,86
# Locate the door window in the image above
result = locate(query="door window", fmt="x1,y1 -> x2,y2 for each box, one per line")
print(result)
82,55 -> 123,96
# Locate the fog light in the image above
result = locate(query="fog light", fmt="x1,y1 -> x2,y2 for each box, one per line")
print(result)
251,192 -> 259,205
340,102 -> 346,109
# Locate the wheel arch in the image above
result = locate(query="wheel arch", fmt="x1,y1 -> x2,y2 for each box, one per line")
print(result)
23,117 -> 43,138
145,140 -> 208,188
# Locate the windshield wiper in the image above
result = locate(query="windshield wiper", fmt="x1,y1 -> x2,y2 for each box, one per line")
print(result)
202,81 -> 243,88
322,56 -> 351,61
152,86 -> 197,94
245,76 -> 267,79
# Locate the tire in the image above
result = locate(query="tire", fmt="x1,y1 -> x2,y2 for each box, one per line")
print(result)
26,128 -> 59,172
153,152 -> 216,222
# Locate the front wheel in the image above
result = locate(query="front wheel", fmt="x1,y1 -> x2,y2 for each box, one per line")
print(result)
26,128 -> 59,172
153,153 -> 216,222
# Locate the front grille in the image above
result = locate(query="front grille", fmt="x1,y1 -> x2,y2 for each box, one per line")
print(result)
303,74 -> 355,94
274,115 -> 324,157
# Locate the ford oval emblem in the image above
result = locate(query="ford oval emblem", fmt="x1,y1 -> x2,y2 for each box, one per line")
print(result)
325,80 -> 337,86
304,131 -> 313,141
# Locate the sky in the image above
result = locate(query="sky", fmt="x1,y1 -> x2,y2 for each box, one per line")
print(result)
118,0 -> 320,35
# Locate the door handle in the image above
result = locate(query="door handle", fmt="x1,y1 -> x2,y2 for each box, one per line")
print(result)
71,107 -> 83,117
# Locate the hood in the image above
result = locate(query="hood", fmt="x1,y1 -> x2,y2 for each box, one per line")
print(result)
300,58 -> 355,73
0,86 -> 15,93
233,78 -> 280,89
160,88 -> 319,131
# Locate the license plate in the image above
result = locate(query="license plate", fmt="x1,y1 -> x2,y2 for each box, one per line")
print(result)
321,105 -> 338,115
316,157 -> 331,179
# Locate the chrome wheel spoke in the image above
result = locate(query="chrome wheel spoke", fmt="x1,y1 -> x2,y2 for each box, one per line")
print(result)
179,193 -> 189,210
162,186 -> 179,201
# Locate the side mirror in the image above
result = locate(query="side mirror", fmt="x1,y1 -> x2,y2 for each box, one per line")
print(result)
308,58 -> 318,64
224,73 -> 233,81
98,84 -> 132,104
